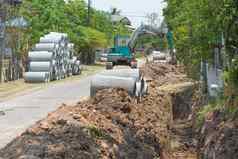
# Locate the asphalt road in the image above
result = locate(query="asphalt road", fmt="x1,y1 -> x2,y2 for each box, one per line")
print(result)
0,75 -> 93,149
0,58 -> 146,149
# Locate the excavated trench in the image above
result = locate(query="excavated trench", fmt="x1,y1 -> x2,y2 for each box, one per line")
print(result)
161,83 -> 199,159
0,63 -> 201,159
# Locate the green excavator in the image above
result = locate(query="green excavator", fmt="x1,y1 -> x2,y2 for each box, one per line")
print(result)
92,24 -> 175,99
106,25 -> 175,69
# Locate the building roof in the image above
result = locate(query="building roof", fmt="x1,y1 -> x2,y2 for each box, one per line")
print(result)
111,15 -> 131,26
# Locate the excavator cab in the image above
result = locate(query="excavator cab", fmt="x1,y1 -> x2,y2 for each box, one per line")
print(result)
107,35 -> 134,67
106,25 -> 167,69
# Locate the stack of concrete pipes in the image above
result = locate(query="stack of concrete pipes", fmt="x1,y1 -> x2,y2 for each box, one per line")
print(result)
24,32 -> 81,83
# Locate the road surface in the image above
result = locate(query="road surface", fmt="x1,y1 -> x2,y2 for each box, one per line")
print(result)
0,75 -> 93,149
0,58 -> 146,149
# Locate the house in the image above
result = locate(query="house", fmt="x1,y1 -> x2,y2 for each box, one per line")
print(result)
111,15 -> 131,26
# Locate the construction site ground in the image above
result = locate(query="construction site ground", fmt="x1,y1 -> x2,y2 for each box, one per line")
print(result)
0,62 -> 200,159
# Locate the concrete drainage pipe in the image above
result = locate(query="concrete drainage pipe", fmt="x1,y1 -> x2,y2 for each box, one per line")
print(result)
24,72 -> 50,83
28,51 -> 55,62
29,62 -> 53,73
34,43 -> 59,53
90,75 -> 136,97
99,69 -> 142,82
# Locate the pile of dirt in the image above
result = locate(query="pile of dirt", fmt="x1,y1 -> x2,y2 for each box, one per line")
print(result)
0,63 -> 193,159
143,64 -> 199,159
0,88 -> 170,159
142,63 -> 188,86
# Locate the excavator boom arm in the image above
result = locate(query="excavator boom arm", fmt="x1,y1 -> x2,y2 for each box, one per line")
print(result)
128,25 -> 163,52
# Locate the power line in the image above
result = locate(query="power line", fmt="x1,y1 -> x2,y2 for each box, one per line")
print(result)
122,15 -> 147,18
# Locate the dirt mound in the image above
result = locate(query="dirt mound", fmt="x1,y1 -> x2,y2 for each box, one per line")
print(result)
0,63 -> 192,159
1,88 -> 170,159
142,63 -> 188,86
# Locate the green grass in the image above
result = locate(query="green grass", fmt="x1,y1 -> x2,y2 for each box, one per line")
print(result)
196,104 -> 221,128
196,97 -> 238,128
87,125 -> 111,140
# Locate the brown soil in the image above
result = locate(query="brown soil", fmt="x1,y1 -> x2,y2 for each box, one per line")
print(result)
197,111 -> 238,159
141,63 -> 188,86
0,63 -> 197,159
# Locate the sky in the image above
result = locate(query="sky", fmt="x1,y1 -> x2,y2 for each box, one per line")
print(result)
88,0 -> 166,27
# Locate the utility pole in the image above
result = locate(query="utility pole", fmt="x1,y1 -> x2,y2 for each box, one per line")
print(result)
87,0 -> 91,26
0,2 -> 7,82
86,0 -> 91,64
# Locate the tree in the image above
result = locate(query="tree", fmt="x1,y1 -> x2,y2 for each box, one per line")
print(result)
164,0 -> 238,105
146,12 -> 160,27
18,0 -> 129,64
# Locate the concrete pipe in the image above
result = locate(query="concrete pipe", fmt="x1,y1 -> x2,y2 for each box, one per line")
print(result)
49,32 -> 68,38
29,62 -> 52,72
59,69 -> 66,79
68,43 -> 74,50
135,79 -> 148,97
34,43 -> 59,52
72,60 -> 81,75
50,61 -> 57,81
72,65 -> 80,75
57,49 -> 64,56
28,51 -> 55,62
142,81 -> 148,95
48,33 -> 68,44
40,36 -> 63,44
152,52 -> 166,61
75,60 -> 81,66
54,69 -> 61,80
24,72 -> 50,83
40,33 -> 65,44
99,69 -> 142,81
52,59 -> 56,67
90,75 -> 136,97
135,81 -> 142,97
51,66 -> 58,80
70,56 -> 77,64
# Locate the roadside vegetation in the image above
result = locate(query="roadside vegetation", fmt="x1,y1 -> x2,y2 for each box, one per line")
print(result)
164,0 -> 238,122
8,0 -> 130,64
